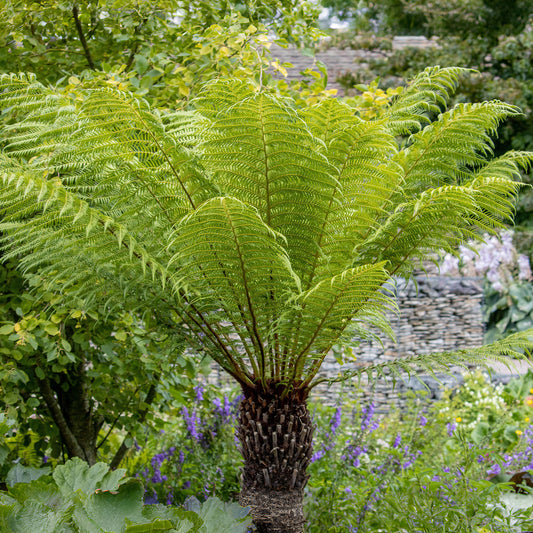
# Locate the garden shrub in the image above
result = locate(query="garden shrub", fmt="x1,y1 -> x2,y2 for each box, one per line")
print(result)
0,457 -> 251,533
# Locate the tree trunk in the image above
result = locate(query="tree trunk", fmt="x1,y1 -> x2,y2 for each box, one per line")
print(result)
237,386 -> 314,533
38,359 -> 102,465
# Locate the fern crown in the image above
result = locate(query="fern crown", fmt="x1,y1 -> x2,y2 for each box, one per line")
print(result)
1,68 -> 532,393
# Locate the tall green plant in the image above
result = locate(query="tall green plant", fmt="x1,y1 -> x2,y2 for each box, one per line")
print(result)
0,67 -> 532,532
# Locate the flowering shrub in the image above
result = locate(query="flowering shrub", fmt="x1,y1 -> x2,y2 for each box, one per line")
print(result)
125,383 -> 242,505
305,397 -> 424,532
436,370 -> 533,450
440,230 -> 533,342
116,372 -> 533,530
304,375 -> 533,532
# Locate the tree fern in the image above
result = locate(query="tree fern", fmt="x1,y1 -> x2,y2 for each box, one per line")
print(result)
1,68 -> 533,532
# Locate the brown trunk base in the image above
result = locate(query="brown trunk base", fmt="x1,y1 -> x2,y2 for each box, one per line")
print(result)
237,386 -> 313,533
239,488 -> 304,533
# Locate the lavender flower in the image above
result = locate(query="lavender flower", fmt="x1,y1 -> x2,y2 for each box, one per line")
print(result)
194,384 -> 204,403
144,488 -> 159,504
446,421 -> 456,436
311,406 -> 343,463
181,406 -> 202,443
360,402 -> 376,433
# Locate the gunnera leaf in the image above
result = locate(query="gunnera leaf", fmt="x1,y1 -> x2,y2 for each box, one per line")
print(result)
137,504 -> 204,532
6,464 -> 51,487
72,479 -> 145,533
53,457 -> 127,497
187,497 -> 252,533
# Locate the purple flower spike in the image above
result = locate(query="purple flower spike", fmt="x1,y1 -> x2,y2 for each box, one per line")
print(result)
194,384 -> 204,403
446,422 -> 457,436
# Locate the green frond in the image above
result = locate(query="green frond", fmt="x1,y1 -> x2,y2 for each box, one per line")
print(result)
193,78 -> 260,120
199,83 -> 339,283
0,157 -> 174,306
400,100 -> 522,193
398,101 -> 522,195
0,73 -> 59,117
161,110 -> 207,150
300,98 -> 358,146
1,80 -> 216,235
359,176 -> 521,276
315,330 -> 533,389
309,119 -> 402,282
384,66 -> 471,136
277,263 -> 394,384
167,196 -> 301,382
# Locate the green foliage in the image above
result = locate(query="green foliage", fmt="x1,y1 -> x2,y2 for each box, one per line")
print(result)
124,385 -> 242,505
436,371 -> 533,450
323,0 -> 532,40
0,458 -> 251,533
0,2 -> 325,109
0,68 -> 532,394
0,256 -> 200,465
303,381 -> 533,532
485,281 -> 533,343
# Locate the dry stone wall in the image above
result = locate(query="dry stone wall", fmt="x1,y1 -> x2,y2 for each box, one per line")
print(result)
311,275 -> 484,411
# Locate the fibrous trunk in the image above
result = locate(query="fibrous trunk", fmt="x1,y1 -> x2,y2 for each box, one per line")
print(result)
237,386 -> 314,533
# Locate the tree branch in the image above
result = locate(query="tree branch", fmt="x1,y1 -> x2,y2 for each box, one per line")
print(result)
37,370 -> 87,461
72,4 -> 95,70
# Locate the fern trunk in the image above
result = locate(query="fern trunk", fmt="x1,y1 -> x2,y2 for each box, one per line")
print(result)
237,387 -> 314,533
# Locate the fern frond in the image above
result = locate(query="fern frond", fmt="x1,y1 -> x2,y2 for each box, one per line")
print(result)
0,157 -> 173,300
308,117 -> 402,282
359,176 -> 521,276
399,101 -> 522,193
199,82 -> 338,283
384,66 -> 471,136
276,263 -> 394,383
313,330 -> 533,389
300,98 -> 358,146
167,196 -> 301,380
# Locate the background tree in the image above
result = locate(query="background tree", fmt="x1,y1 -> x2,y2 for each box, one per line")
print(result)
0,257 -> 196,468
1,0 -> 323,108
1,68 -> 532,532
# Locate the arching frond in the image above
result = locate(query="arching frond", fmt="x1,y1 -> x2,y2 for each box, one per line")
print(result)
0,157 -> 174,303
315,330 -> 533,389
308,118 -> 402,282
398,101 -> 522,194
276,263 -> 394,383
300,98 -> 358,146
384,66 -> 471,136
167,196 -> 301,382
359,175 -> 523,277
199,82 -> 338,283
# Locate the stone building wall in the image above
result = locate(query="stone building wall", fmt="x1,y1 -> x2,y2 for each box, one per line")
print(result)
269,44 -> 386,96
269,36 -> 439,96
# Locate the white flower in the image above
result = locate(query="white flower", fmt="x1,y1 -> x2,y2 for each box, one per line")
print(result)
440,253 -> 460,274
459,245 -> 477,264
518,254 -> 532,281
